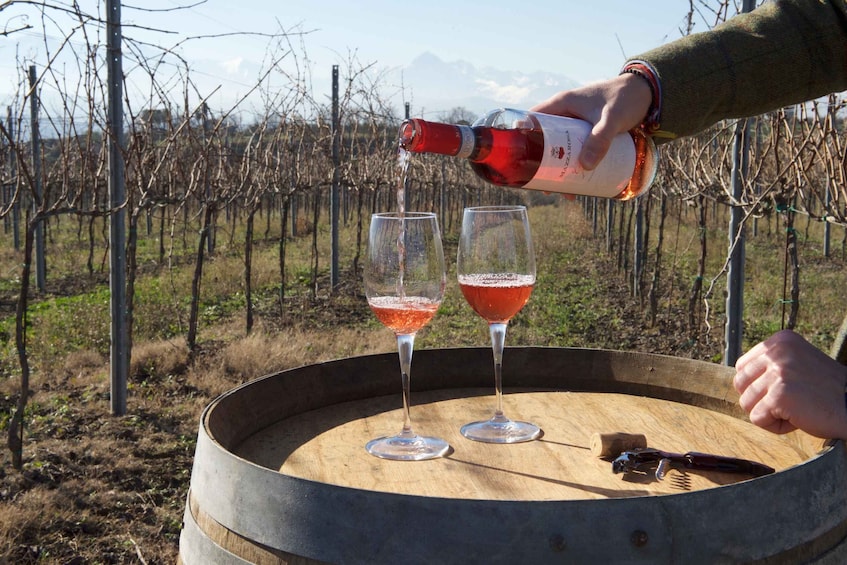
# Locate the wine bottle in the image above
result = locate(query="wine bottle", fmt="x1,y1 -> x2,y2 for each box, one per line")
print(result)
399,108 -> 658,200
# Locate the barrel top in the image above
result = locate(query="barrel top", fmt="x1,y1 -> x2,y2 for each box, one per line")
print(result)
187,349 -> 847,564
235,388 -> 822,501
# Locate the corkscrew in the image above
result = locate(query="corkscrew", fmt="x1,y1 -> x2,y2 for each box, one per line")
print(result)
611,447 -> 775,481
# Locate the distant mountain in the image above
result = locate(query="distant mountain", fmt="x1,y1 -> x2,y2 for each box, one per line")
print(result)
165,51 -> 581,122
397,51 -> 581,119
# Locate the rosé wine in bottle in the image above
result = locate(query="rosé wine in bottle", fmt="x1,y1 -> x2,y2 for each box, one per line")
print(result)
399,108 -> 658,200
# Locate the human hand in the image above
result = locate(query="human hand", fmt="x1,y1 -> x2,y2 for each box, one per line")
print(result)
530,73 -> 652,170
734,329 -> 847,439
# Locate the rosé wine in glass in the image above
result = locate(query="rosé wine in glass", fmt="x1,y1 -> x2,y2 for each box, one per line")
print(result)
364,212 -> 449,460
457,206 -> 541,443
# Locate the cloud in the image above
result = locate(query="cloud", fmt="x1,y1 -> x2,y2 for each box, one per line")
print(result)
220,57 -> 244,75
474,79 -> 533,104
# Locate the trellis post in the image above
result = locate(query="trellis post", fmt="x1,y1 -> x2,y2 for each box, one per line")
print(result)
724,0 -> 756,366
330,65 -> 340,290
107,0 -> 128,415
28,66 -> 46,292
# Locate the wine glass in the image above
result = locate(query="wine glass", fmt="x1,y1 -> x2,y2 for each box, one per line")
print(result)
457,205 -> 541,443
364,211 -> 450,460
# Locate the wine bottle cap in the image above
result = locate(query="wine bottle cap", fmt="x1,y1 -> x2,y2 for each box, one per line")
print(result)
399,119 -> 475,158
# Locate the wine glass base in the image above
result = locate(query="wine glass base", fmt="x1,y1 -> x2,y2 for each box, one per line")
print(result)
461,418 -> 542,444
366,434 -> 451,461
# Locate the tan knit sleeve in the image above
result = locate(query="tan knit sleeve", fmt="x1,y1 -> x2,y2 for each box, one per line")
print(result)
632,0 -> 847,140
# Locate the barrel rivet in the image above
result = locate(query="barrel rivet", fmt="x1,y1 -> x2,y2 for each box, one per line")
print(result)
549,534 -> 566,552
630,530 -> 649,548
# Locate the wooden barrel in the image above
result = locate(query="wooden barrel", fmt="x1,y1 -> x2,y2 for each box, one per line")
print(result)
178,347 -> 847,564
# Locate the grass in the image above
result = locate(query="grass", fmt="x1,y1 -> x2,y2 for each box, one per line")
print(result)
0,196 -> 845,562
2,198 -> 845,367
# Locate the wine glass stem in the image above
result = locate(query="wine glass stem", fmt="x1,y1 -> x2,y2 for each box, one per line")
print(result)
396,333 -> 415,437
489,322 -> 507,419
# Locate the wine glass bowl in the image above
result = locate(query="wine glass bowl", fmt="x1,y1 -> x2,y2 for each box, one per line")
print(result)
457,205 -> 541,443
364,211 -> 450,460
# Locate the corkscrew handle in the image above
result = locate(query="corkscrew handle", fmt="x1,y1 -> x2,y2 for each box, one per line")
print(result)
682,452 -> 775,477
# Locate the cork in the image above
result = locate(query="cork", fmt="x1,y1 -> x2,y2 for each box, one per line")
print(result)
590,432 -> 648,458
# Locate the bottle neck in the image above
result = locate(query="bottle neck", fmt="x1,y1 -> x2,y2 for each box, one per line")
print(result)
400,119 -> 475,158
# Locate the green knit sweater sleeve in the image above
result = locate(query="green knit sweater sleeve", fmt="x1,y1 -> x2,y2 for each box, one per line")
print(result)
632,0 -> 847,140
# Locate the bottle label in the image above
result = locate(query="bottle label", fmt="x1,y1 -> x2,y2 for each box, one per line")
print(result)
526,114 -> 635,197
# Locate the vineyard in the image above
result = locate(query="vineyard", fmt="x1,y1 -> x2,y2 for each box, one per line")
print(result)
2,0 -> 847,563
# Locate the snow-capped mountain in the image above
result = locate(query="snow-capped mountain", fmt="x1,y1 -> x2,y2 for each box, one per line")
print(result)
397,51 -> 581,119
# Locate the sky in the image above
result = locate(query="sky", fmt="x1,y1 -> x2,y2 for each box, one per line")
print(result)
0,0 -> 725,120
159,0 -> 699,83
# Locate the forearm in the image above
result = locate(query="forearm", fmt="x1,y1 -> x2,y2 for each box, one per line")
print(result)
634,0 -> 847,140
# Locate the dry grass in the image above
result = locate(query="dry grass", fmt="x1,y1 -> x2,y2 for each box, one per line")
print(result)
218,327 -> 395,382
130,338 -> 190,381
0,322 -> 399,563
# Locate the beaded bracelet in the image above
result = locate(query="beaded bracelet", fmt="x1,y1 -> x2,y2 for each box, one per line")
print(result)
620,60 -> 662,134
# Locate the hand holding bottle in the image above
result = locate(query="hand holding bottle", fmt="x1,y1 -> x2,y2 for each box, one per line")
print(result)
529,73 -> 652,171
400,103 -> 657,200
